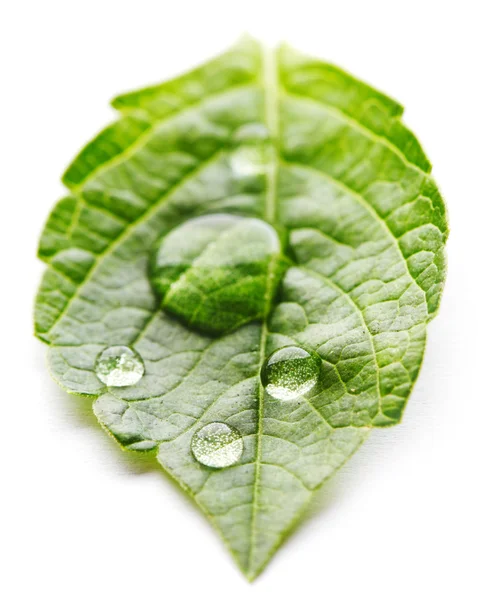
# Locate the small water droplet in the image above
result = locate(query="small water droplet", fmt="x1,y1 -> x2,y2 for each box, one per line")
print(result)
229,124 -> 272,178
191,422 -> 244,468
95,345 -> 144,387
261,346 -> 321,401
230,146 -> 270,177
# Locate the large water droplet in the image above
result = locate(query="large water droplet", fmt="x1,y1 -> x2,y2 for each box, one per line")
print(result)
150,214 -> 284,335
95,345 -> 144,387
261,346 -> 321,400
191,422 -> 244,468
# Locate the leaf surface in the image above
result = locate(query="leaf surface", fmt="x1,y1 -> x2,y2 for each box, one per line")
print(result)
35,37 -> 448,579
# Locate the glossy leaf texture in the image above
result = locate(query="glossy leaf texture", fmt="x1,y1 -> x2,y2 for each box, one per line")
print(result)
35,37 -> 448,580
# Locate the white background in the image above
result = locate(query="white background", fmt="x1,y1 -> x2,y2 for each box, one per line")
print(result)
2,1 -> 477,598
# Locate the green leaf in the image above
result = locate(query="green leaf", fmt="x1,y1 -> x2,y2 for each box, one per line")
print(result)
35,36 -> 448,580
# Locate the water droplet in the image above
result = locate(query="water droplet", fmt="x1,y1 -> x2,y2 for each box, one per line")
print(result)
191,422 -> 244,468
261,346 -> 321,400
150,214 -> 284,335
230,146 -> 270,177
95,345 -> 144,387
230,124 -> 272,177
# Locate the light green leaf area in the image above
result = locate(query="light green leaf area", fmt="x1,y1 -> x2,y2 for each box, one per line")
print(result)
35,37 -> 448,580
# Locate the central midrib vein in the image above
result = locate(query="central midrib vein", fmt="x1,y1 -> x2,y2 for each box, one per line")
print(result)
263,45 -> 279,224
247,44 -> 280,576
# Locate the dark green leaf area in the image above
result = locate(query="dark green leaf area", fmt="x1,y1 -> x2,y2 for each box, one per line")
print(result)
150,214 -> 285,334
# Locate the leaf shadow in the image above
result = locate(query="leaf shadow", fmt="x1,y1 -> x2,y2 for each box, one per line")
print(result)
271,467 -> 354,558
46,377 -> 201,513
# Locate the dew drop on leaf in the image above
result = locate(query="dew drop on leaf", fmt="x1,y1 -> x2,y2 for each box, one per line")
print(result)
95,345 -> 144,387
150,214 -> 284,335
191,422 -> 244,468
230,123 -> 272,177
261,346 -> 321,401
